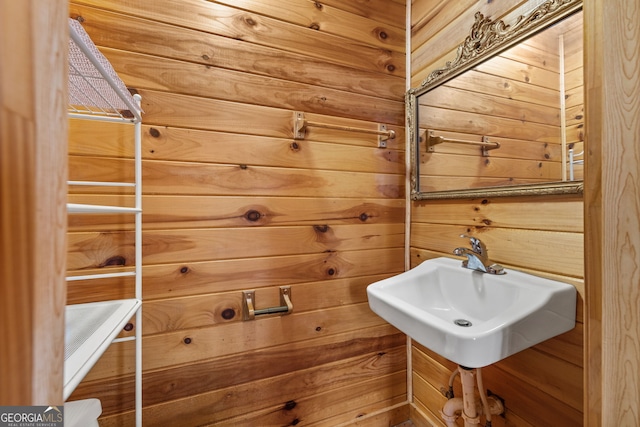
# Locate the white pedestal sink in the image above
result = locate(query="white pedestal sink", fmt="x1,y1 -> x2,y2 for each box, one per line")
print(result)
367,257 -> 577,368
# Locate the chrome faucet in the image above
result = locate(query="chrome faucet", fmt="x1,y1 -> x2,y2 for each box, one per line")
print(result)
453,235 -> 505,275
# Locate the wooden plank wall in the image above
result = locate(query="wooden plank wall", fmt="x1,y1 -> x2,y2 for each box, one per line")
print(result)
410,1 -> 585,426
584,0 -> 640,424
584,0 -> 640,427
65,1 -> 408,425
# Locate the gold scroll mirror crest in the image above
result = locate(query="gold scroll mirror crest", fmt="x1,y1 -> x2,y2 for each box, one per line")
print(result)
408,0 -> 584,200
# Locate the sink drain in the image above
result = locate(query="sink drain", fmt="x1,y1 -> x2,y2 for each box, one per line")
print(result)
454,319 -> 472,327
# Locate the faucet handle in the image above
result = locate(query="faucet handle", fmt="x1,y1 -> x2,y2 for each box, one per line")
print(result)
459,234 -> 486,255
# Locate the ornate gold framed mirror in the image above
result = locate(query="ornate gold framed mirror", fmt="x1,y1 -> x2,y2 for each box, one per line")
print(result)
408,0 -> 584,200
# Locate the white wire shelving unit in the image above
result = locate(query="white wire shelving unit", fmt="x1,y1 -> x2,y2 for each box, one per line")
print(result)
64,18 -> 143,427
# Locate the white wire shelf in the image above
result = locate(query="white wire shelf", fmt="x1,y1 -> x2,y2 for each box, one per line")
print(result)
64,299 -> 141,400
68,18 -> 142,122
66,270 -> 136,282
67,203 -> 141,214
68,180 -> 136,187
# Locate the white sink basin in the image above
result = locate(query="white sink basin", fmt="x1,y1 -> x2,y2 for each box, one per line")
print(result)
367,257 -> 576,367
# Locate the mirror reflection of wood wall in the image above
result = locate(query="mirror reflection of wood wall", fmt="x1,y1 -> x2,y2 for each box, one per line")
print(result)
417,11 -> 583,193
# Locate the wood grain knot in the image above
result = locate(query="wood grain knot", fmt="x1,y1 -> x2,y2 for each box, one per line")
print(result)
245,210 -> 262,222
221,308 -> 236,320
183,337 -> 192,344
309,23 -> 320,30
180,266 -> 189,274
314,2 -> 323,10
149,128 -> 160,138
314,224 -> 329,233
359,213 -> 369,222
326,267 -> 336,276
101,256 -> 126,267
290,142 -> 300,151
283,400 -> 297,410
386,64 -> 396,72
123,323 -> 134,332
